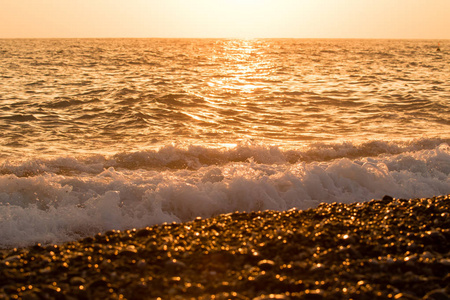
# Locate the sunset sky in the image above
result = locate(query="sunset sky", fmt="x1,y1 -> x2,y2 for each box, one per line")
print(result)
1,0 -> 449,39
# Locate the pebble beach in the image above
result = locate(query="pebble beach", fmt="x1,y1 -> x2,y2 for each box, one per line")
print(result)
1,194 -> 449,300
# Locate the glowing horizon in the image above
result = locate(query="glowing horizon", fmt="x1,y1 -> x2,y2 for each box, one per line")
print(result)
1,0 -> 449,39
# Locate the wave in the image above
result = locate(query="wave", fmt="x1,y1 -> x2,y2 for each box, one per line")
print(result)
0,139 -> 449,248
1,138 -> 448,176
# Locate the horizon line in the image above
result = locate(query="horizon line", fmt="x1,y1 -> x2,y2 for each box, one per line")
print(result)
1,36 -> 449,40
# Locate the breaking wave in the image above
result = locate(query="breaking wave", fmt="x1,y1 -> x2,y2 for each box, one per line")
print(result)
0,140 -> 449,248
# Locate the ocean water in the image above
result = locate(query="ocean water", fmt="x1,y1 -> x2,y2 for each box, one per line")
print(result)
0,38 -> 449,248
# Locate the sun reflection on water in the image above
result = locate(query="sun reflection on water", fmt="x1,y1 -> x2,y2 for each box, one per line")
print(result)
205,39 -> 274,96
181,39 -> 282,144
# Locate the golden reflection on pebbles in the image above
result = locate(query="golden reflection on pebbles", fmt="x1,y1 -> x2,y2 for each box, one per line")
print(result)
0,195 -> 449,299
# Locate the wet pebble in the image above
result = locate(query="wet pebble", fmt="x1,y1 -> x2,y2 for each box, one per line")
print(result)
69,277 -> 86,286
165,259 -> 186,273
0,194 -> 449,299
257,259 -> 276,271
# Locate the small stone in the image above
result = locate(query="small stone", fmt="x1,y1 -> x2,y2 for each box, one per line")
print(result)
257,259 -> 276,271
165,259 -> 186,273
309,263 -> 325,273
82,236 -> 94,244
382,195 -> 394,202
119,245 -> 138,256
136,228 -> 152,238
407,242 -> 418,251
87,278 -> 109,290
30,244 -> 44,252
39,266 -> 52,274
136,259 -> 147,269
422,251 -> 434,259
70,276 -> 86,286
2,255 -> 21,264
404,255 -> 418,262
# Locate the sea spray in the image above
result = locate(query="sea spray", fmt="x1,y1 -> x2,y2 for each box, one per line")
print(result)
0,142 -> 448,248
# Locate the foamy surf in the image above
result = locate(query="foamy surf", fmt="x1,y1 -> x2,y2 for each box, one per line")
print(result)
0,140 -> 448,248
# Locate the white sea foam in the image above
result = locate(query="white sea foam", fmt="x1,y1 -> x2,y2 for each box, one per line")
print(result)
1,137 -> 448,175
0,141 -> 448,248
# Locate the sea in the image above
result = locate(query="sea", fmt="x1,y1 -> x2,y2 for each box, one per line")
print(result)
0,38 -> 449,248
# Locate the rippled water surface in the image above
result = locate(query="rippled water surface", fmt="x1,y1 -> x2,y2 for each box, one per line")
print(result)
1,39 -> 448,158
0,39 -> 449,247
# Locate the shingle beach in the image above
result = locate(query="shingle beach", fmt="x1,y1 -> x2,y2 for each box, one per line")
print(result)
1,195 -> 449,300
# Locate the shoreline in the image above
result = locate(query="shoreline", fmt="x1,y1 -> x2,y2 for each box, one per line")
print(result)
1,195 -> 449,299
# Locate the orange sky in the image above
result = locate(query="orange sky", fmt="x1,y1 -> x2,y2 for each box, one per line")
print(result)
1,0 -> 449,39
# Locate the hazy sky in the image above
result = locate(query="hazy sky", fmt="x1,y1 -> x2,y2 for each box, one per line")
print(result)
1,0 -> 449,39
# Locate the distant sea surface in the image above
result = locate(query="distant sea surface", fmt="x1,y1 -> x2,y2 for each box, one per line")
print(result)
0,38 -> 449,248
